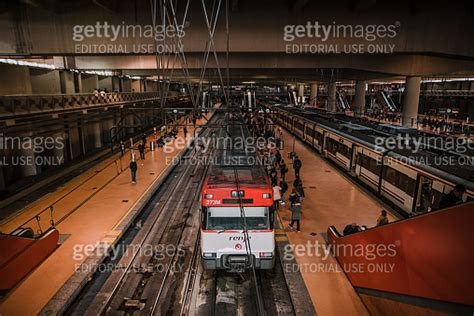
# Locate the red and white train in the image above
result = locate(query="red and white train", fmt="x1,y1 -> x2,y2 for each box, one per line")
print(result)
200,119 -> 275,271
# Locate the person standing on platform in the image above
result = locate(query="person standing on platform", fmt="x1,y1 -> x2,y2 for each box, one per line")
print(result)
183,126 -> 188,138
293,156 -> 302,178
280,160 -> 288,180
439,184 -> 466,209
272,184 -> 282,210
119,140 -> 125,157
288,202 -> 302,232
138,142 -> 146,160
130,159 -> 138,184
289,188 -> 300,207
270,168 -> 278,186
280,178 -> 288,204
295,180 -> 305,203
275,150 -> 282,167
376,210 -> 389,226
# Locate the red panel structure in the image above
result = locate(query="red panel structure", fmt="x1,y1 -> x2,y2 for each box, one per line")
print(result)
0,228 -> 59,290
327,202 -> 474,306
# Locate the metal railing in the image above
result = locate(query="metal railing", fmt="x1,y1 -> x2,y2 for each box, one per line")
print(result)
0,92 -> 174,118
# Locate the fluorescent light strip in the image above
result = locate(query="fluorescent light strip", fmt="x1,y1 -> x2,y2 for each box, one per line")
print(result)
0,58 -> 55,69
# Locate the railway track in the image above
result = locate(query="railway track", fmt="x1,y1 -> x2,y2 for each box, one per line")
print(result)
66,109 -> 311,316
66,113 -> 220,315
189,247 -> 296,316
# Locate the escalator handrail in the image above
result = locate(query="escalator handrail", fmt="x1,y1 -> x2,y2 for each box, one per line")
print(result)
328,201 -> 473,240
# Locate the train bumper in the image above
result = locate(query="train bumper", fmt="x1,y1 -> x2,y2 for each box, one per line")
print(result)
202,254 -> 274,270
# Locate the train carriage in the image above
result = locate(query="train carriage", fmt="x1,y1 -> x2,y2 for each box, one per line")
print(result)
200,115 -> 275,272
200,166 -> 275,271
267,104 -> 474,216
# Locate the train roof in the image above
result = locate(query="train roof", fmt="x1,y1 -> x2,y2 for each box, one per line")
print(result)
207,165 -> 268,186
273,105 -> 474,187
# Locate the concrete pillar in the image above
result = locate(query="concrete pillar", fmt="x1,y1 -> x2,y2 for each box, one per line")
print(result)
402,76 -> 421,127
122,79 -> 132,92
310,83 -> 318,106
74,73 -> 82,93
354,80 -> 367,116
19,139 -> 37,177
30,69 -> 61,94
0,164 -> 5,191
298,84 -> 304,98
67,126 -> 82,159
92,121 -> 103,148
0,64 -> 32,95
112,77 -> 121,92
81,74 -> 99,93
60,71 -> 75,94
52,132 -> 65,166
328,82 -> 337,112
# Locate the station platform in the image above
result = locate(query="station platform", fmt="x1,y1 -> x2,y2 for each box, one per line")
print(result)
276,127 -> 397,315
0,115 -> 210,315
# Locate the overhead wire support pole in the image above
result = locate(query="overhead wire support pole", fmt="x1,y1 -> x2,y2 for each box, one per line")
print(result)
201,0 -> 230,106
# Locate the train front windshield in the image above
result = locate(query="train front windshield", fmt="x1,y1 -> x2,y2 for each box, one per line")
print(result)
206,206 -> 270,230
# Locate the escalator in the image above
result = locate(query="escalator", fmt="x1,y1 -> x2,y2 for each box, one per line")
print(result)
375,91 -> 398,112
0,227 -> 59,291
327,202 -> 474,313
336,90 -> 350,111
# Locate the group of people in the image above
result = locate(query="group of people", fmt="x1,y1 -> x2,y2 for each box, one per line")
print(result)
421,116 -> 471,136
343,183 -> 468,236
122,127 -> 182,184
366,111 -> 401,123
93,88 -> 109,98
262,146 -> 305,232
343,209 -> 390,235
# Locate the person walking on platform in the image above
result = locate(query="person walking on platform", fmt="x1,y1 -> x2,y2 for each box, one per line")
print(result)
288,202 -> 302,232
275,150 -> 282,167
289,188 -> 300,207
272,184 -> 282,210
270,168 -> 278,186
295,180 -> 305,203
183,126 -> 188,138
280,160 -> 288,180
138,142 -> 146,160
376,210 -> 389,226
119,140 -> 125,157
130,159 -> 138,184
293,156 -> 302,178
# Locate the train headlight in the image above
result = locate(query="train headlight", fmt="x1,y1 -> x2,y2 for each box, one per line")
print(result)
231,190 -> 244,197
259,252 -> 273,258
262,193 -> 271,199
204,194 -> 214,199
203,252 -> 217,258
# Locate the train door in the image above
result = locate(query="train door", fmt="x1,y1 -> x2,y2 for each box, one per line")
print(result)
350,144 -> 358,173
413,175 -> 433,214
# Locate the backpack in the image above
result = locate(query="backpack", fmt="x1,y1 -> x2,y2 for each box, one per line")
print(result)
294,159 -> 301,169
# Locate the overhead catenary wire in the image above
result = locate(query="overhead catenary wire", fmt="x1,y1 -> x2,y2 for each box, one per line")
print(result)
232,121 -> 266,316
